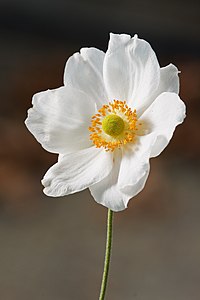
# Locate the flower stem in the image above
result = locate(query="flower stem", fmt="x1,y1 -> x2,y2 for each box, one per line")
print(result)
99,209 -> 114,300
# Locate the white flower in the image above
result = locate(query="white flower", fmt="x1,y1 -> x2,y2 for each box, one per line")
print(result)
25,33 -> 186,212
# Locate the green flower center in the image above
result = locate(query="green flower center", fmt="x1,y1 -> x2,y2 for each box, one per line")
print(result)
102,114 -> 125,137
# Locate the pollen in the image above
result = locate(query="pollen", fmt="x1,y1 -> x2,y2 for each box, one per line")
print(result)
89,100 -> 138,152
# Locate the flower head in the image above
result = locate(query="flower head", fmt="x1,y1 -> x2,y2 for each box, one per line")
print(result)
25,33 -> 186,212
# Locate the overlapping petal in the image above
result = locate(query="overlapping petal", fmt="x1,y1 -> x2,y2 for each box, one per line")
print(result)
89,151 -> 129,211
140,92 -> 186,157
42,147 -> 113,196
159,64 -> 179,94
89,96 -> 185,211
119,134 -> 155,195
25,86 -> 96,154
64,47 -> 107,108
89,136 -> 153,211
103,33 -> 160,115
144,63 -> 180,112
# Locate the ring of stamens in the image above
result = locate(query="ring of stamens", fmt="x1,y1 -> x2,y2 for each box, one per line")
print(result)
89,100 -> 138,151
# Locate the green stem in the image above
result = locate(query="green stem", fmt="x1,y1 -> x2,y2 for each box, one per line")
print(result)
99,209 -> 114,300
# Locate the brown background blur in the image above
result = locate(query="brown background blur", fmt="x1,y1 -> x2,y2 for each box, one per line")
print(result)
0,0 -> 200,299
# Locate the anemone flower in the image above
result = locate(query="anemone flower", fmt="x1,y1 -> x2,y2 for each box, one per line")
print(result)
25,33 -> 186,300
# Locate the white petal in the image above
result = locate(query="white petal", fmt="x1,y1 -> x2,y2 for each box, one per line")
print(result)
118,134 -> 156,196
89,150 -> 129,212
42,147 -> 113,196
106,33 -> 131,50
25,86 -> 96,154
159,63 -> 179,94
140,92 -> 186,157
103,33 -> 160,115
144,64 -> 180,112
64,47 -> 107,108
124,166 -> 150,198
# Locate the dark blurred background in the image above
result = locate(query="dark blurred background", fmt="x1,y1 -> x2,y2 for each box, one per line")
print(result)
0,0 -> 200,299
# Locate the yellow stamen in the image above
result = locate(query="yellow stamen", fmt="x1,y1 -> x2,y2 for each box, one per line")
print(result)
89,100 -> 138,152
